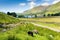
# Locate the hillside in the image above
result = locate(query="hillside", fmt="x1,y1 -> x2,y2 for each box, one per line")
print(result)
45,2 -> 60,15
0,12 -> 19,24
23,2 -> 60,16
24,6 -> 48,15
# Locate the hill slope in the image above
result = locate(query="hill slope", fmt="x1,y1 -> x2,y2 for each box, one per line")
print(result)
23,2 -> 60,15
0,12 -> 19,24
45,2 -> 60,15
24,6 -> 48,15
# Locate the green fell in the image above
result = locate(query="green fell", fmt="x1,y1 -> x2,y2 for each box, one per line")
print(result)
0,12 -> 19,24
44,2 -> 60,15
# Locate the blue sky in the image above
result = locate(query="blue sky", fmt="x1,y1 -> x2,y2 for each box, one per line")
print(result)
0,0 -> 60,13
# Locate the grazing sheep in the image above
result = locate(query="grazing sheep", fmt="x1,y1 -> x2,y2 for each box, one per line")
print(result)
28,31 -> 34,37
33,30 -> 38,34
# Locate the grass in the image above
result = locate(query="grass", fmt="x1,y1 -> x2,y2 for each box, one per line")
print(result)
19,17 -> 60,23
0,12 -> 19,24
33,17 -> 60,30
0,22 -> 60,40
34,22 -> 60,30
0,12 -> 60,40
0,12 -> 20,33
19,17 -> 60,30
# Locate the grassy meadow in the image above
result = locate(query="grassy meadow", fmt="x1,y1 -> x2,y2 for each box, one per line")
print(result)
0,12 -> 60,40
0,22 -> 60,40
19,16 -> 60,30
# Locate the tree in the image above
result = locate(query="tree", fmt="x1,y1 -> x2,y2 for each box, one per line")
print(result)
7,12 -> 11,15
51,14 -> 54,16
43,14 -> 45,17
11,12 -> 17,17
18,15 -> 25,18
35,14 -> 37,18
47,14 -> 50,16
7,12 -> 17,17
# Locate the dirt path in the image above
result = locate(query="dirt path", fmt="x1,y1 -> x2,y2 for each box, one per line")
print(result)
2,21 -> 60,32
31,22 -> 60,32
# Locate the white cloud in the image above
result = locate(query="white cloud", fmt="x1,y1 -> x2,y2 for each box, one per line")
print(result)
27,0 -> 36,9
29,1 -> 36,9
19,3 -> 26,6
52,0 -> 60,4
41,2 -> 50,6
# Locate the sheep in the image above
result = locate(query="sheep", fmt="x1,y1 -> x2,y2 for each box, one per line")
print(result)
33,30 -> 39,34
28,31 -> 34,37
27,30 -> 39,37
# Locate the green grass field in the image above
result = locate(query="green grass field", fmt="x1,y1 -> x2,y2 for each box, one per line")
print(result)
19,17 -> 60,30
0,22 -> 60,40
0,12 -> 60,40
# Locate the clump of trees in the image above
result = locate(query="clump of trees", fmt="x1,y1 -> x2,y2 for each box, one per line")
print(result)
7,12 -> 25,18
7,12 -> 17,17
35,14 -> 37,18
43,14 -> 45,17
18,15 -> 25,18
43,12 -> 60,17
53,12 -> 60,16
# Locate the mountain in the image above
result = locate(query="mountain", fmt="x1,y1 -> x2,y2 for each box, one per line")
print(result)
45,2 -> 60,15
0,12 -> 19,24
24,5 -> 49,15
23,2 -> 60,15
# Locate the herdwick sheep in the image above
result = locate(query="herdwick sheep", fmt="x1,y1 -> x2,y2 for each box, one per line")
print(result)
28,31 -> 34,37
33,30 -> 38,34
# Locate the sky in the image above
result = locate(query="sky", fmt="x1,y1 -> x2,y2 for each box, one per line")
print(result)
0,0 -> 60,13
